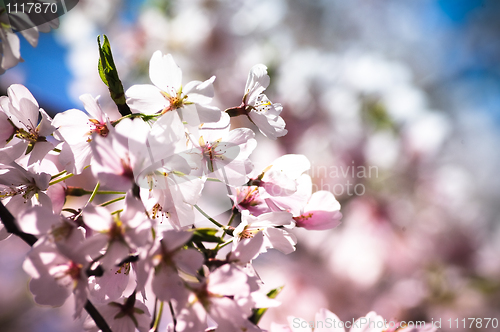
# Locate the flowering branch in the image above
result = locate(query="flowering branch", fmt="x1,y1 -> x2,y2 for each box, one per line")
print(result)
0,43 -> 347,332
0,201 -> 112,332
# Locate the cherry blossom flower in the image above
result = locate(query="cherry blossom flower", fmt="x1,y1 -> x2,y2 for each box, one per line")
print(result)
227,230 -> 264,266
136,229 -> 204,306
90,112 -> 203,228
91,113 -> 187,194
88,263 -> 131,304
227,64 -> 287,139
22,229 -> 91,317
189,113 -> 257,186
126,50 -> 221,125
0,84 -> 56,165
90,118 -> 150,191
293,190 -> 342,230
176,264 -> 261,332
233,210 -> 296,254
256,154 -> 311,198
265,173 -> 343,230
231,185 -> 271,216
142,169 -> 205,229
53,94 -> 113,174
82,194 -> 153,269
137,143 -> 204,229
233,154 -> 311,216
0,162 -> 52,217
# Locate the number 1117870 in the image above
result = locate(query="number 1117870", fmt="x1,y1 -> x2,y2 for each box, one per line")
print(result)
448,318 -> 498,329
6,2 -> 58,14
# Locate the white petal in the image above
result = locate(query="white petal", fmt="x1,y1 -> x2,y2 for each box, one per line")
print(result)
28,141 -> 55,166
249,111 -> 287,139
149,51 -> 182,94
0,30 -> 21,70
80,94 -> 106,122
184,76 -> 215,104
37,109 -> 56,136
18,206 -> 60,235
244,64 -> 270,102
152,265 -> 188,302
0,140 -> 28,164
52,109 -> 91,145
208,264 -> 249,296
251,211 -> 293,228
126,84 -> 169,115
230,231 -> 264,264
172,248 -> 204,275
263,228 -> 297,254
90,134 -> 133,191
100,242 -> 130,270
20,27 -> 39,47
83,204 -> 113,231
160,229 -> 192,252
6,84 -> 39,131
181,104 -> 222,126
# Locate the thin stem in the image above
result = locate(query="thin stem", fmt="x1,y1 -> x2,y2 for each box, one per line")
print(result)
150,298 -> 158,329
219,238 -> 233,249
194,205 -> 224,228
111,209 -> 123,215
84,301 -> 112,332
220,211 -> 237,242
48,173 -> 74,186
72,182 -> 102,221
169,301 -> 177,332
50,170 -> 67,180
94,190 -> 126,195
227,211 -> 237,227
87,182 -> 101,205
152,301 -> 164,332
100,196 -> 125,207
66,186 -> 126,196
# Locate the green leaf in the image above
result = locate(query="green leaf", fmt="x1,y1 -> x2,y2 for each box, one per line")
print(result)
190,228 -> 224,243
97,35 -> 132,116
249,286 -> 284,324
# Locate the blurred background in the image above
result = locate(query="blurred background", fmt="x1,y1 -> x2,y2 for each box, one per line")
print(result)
1,0 -> 500,331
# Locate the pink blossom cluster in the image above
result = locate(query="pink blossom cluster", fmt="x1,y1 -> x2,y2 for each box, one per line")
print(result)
0,50 -> 343,331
